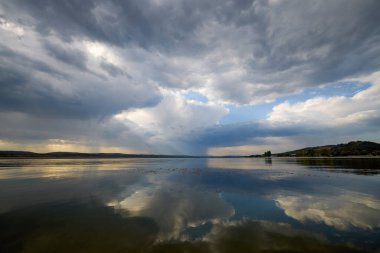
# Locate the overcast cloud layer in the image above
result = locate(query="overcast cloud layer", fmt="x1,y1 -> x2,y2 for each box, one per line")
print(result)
1,0 -> 380,155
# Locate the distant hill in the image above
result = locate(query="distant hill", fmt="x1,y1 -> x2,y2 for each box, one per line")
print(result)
276,141 -> 380,157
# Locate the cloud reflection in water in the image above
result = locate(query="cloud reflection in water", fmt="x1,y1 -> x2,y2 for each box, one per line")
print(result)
110,184 -> 235,240
276,191 -> 380,230
0,158 -> 380,252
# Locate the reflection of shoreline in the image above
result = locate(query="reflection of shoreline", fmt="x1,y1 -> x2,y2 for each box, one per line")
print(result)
207,158 -> 274,170
292,157 -> 380,175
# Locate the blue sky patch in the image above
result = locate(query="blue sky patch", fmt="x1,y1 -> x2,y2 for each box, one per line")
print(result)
184,91 -> 209,103
220,81 -> 371,125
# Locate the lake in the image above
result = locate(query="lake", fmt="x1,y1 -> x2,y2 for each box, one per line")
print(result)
0,157 -> 379,252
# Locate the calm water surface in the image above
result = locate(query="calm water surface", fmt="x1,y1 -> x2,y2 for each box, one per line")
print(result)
0,157 -> 379,252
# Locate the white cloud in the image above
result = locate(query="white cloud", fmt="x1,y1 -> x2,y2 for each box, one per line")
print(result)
268,73 -> 380,127
0,17 -> 25,37
113,89 -> 228,153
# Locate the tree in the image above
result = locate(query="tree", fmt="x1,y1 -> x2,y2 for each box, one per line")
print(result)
263,150 -> 271,157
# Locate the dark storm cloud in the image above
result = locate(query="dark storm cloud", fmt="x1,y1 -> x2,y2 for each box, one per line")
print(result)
0,46 -> 161,119
0,111 -> 154,153
43,41 -> 88,71
5,0 -> 210,49
0,68 -> 160,119
191,122 -> 304,147
2,0 -> 271,57
258,0 -> 380,85
5,0 -> 380,85
2,0 -> 380,101
192,116 -> 380,149
0,45 -> 66,79
100,60 -> 129,78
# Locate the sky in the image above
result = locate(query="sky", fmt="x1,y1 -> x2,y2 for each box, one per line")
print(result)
0,0 -> 380,155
